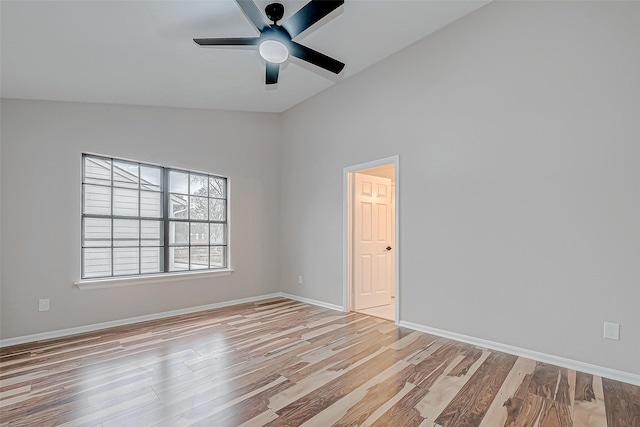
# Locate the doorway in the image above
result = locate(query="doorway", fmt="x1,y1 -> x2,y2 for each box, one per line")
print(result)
344,156 -> 398,323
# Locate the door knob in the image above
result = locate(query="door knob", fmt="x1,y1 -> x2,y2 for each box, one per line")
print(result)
386,246 -> 392,251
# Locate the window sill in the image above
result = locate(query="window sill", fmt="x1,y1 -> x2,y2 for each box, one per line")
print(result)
74,269 -> 234,290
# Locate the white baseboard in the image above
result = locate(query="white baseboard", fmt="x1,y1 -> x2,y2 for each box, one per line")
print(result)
398,320 -> 640,387
277,292 -> 344,312
0,293 -> 282,348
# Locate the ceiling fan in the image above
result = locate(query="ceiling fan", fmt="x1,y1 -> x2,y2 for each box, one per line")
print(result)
194,0 -> 345,85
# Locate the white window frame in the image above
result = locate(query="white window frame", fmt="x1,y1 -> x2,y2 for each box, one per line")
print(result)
78,154 -> 232,288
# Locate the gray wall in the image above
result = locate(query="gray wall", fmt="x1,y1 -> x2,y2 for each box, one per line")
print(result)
0,99 -> 282,338
280,1 -> 640,375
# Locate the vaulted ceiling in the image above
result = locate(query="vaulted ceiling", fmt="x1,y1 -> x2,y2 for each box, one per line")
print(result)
1,1 -> 489,113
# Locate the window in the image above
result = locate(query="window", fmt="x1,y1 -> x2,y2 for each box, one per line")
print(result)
82,154 -> 227,279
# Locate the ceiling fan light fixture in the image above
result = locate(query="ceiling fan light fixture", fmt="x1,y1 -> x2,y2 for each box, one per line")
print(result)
259,40 -> 289,64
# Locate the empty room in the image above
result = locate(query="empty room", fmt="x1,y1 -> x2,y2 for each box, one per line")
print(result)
1,0 -> 639,426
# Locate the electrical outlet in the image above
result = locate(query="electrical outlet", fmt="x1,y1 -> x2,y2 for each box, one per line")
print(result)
38,299 -> 50,312
298,275 -> 303,285
603,322 -> 620,340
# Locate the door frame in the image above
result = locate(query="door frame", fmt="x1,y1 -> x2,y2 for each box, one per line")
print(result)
343,155 -> 399,323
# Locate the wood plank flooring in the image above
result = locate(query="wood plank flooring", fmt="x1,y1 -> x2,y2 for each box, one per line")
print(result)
1,298 -> 638,426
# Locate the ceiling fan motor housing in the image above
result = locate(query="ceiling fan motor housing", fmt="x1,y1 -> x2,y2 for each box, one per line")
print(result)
262,26 -> 291,44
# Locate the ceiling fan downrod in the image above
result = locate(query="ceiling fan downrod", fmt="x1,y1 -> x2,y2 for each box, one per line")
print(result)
264,3 -> 284,25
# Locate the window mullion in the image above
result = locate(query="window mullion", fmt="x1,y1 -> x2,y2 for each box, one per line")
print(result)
188,172 -> 191,271
207,178 -> 211,269
110,161 -> 114,277
138,163 -> 142,276
163,168 -> 170,273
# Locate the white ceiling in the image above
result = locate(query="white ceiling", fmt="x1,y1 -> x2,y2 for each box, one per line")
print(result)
1,0 -> 489,113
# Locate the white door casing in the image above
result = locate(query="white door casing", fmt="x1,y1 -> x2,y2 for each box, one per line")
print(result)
353,173 -> 393,310
391,183 -> 395,298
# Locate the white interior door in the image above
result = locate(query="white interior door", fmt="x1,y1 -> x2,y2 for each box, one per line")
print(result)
354,173 -> 393,310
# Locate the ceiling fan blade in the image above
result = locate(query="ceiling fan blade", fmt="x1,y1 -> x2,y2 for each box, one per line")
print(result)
236,0 -> 271,32
289,42 -> 345,74
266,62 -> 280,85
282,0 -> 344,39
193,37 -> 260,46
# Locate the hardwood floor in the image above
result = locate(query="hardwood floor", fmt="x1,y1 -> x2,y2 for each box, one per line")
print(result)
1,298 -> 638,426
